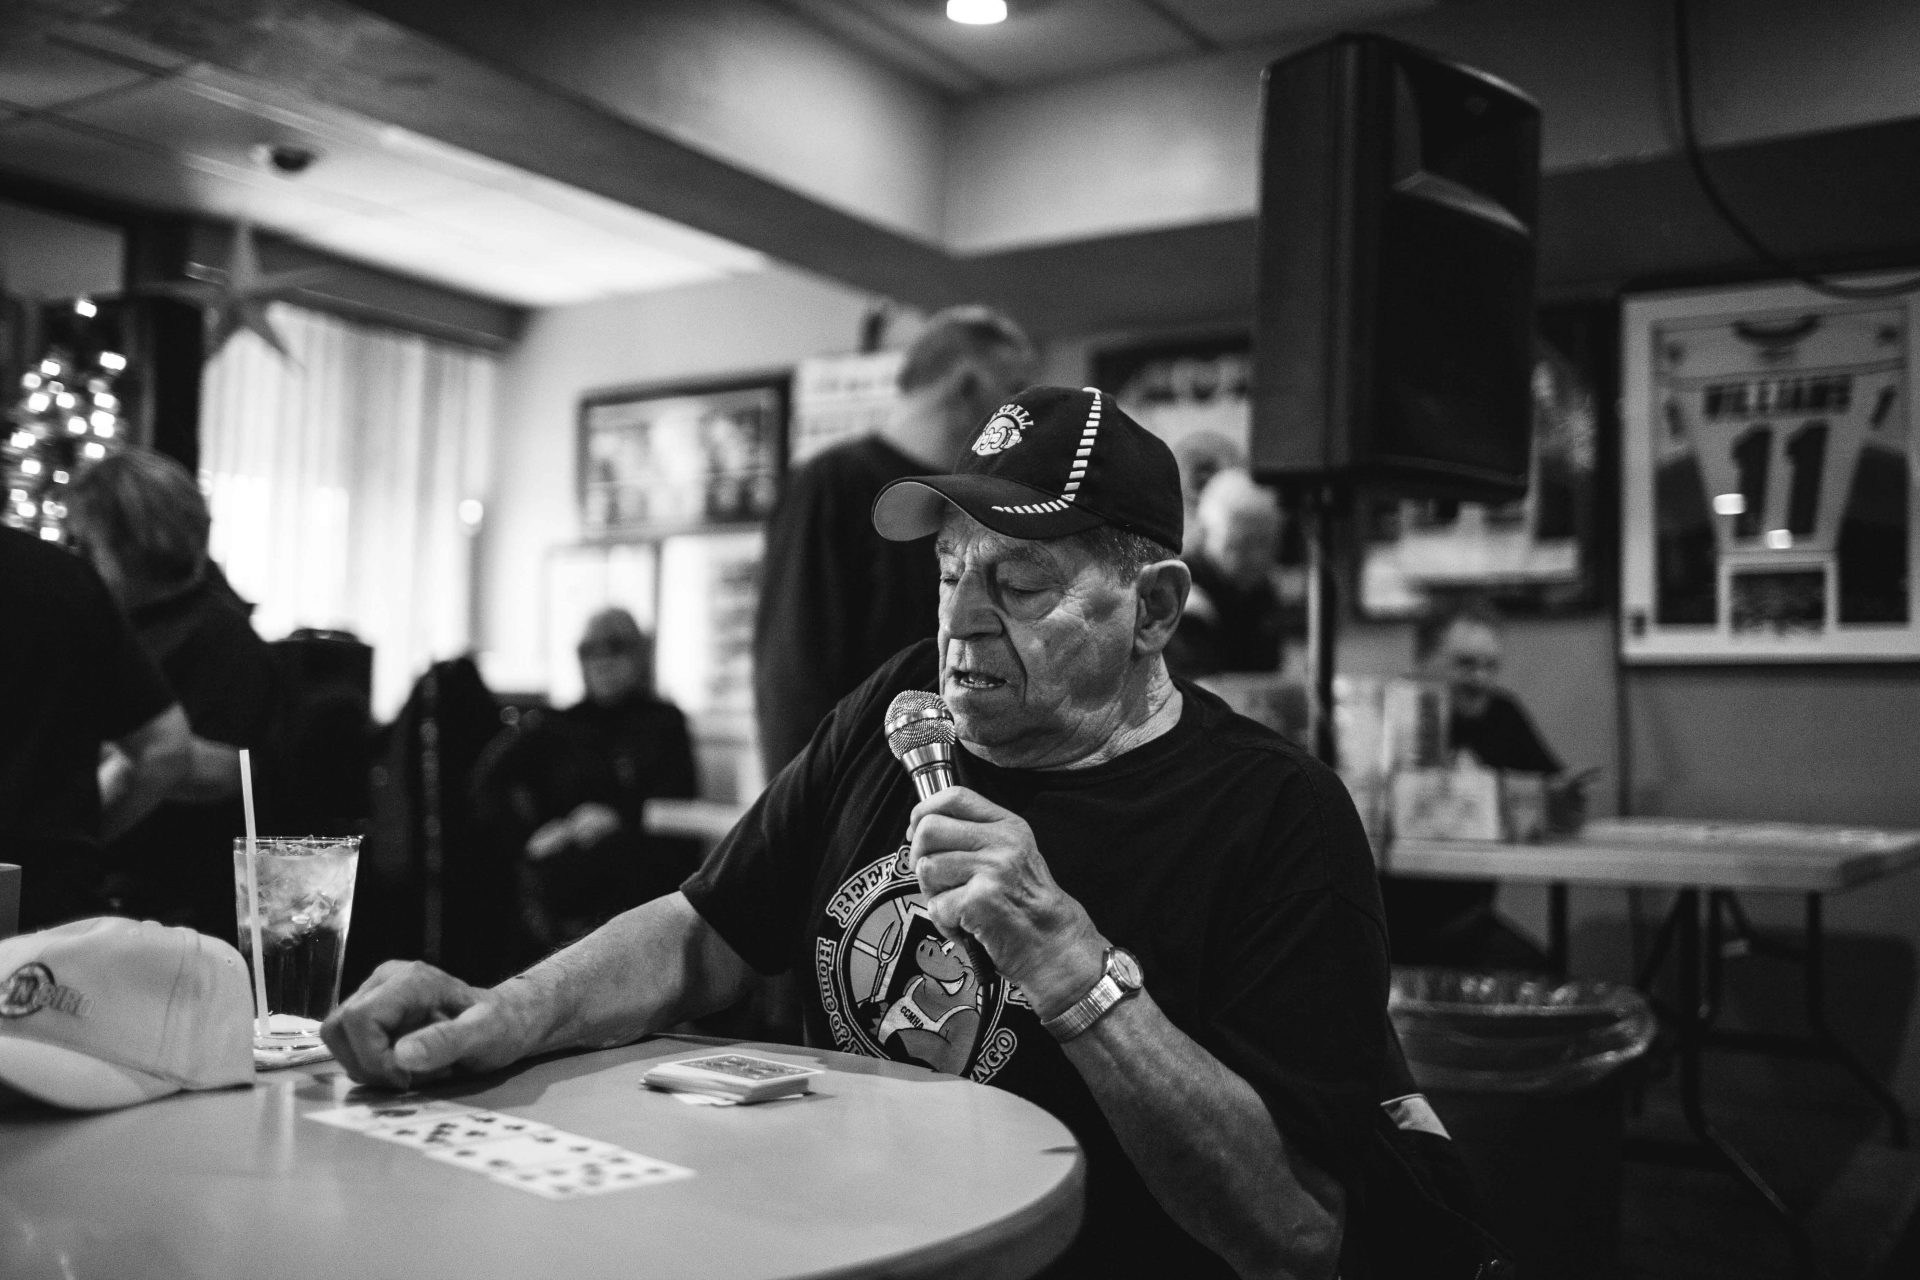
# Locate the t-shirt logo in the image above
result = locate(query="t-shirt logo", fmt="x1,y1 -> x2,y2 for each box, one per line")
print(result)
971,405 -> 1031,456
816,845 -> 1020,1082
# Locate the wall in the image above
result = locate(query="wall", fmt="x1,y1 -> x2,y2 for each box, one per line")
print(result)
946,0 -> 1920,252
481,264 -> 871,694
365,0 -> 951,245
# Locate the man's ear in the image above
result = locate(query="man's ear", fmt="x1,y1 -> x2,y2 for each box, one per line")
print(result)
1133,558 -> 1191,658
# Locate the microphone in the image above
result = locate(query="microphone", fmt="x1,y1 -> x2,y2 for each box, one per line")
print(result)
884,691 -> 993,980
885,689 -> 957,802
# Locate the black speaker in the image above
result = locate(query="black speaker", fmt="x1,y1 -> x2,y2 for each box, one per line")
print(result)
1251,34 -> 1541,501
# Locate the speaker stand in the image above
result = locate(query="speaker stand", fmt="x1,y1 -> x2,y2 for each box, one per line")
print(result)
1299,482 -> 1346,769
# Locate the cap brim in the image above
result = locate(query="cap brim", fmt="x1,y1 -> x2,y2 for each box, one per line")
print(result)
873,475 -> 1109,543
0,1036 -> 180,1111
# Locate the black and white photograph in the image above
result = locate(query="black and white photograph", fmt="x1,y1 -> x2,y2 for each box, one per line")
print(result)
7,5 -> 1920,1280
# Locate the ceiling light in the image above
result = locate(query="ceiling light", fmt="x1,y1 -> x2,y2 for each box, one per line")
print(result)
947,0 -> 1007,24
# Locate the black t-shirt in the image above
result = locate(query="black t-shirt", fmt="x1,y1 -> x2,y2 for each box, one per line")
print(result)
0,528 -> 175,927
1381,688 -> 1563,954
1165,552 -> 1298,678
686,642 -> 1389,1276
750,437 -> 941,777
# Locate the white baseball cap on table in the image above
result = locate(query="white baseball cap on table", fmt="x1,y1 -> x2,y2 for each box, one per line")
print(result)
0,917 -> 255,1110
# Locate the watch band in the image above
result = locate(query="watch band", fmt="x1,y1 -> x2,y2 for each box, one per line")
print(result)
1040,946 -> 1140,1042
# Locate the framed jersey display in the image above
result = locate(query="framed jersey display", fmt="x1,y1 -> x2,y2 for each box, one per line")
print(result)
1621,277 -> 1917,662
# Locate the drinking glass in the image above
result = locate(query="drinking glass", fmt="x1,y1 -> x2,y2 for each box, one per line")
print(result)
232,836 -> 360,1048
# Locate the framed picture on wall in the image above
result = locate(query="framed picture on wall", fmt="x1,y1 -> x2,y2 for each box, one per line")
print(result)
1092,332 -> 1254,520
1357,302 -> 1613,618
579,373 -> 788,538
1620,274 -> 1919,662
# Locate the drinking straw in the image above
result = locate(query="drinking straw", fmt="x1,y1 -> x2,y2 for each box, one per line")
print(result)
239,748 -> 271,1044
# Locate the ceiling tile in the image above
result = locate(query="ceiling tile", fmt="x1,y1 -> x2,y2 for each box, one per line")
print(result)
0,113 -> 209,214
831,0 -> 1191,88
54,77 -> 473,212
1156,0 -> 1439,46
0,35 -> 159,111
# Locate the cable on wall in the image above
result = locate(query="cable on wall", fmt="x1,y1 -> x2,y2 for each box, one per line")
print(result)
1672,0 -> 1920,299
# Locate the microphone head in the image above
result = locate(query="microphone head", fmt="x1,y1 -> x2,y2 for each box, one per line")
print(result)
885,690 -> 956,761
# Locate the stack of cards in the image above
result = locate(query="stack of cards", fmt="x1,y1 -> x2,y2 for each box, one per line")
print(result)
306,1100 -> 692,1199
641,1053 -> 820,1104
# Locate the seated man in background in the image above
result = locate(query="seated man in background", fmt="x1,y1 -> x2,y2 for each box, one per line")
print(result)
1381,599 -> 1585,971
1165,467 -> 1304,680
66,448 -> 282,938
473,608 -> 699,960
327,386 -> 1389,1279
1,523 -> 190,930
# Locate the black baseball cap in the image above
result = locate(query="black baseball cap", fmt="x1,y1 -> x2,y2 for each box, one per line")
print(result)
872,385 -> 1183,552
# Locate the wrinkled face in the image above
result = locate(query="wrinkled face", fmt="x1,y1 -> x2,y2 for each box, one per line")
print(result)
1428,619 -> 1502,718
935,511 -> 1139,769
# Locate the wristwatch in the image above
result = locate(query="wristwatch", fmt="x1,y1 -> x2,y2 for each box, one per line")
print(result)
1040,945 -> 1143,1042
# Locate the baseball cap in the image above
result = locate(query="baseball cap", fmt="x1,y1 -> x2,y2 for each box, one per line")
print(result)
872,384 -> 1183,552
0,917 -> 255,1110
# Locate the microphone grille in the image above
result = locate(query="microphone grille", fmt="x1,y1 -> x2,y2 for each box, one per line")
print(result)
885,690 -> 955,760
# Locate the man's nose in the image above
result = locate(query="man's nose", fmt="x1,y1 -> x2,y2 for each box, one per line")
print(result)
940,570 -> 1001,637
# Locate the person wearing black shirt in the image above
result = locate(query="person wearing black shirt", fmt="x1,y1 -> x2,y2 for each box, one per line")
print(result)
1166,468 -> 1303,679
751,306 -> 1033,778
323,388 -> 1389,1279
66,448 -> 283,938
1380,601 -> 1578,971
483,608 -> 699,951
1,525 -> 190,929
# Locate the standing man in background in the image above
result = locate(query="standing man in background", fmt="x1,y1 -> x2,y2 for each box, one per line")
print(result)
752,305 -> 1035,779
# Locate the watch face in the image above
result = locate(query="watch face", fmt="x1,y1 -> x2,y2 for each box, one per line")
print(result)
1109,947 -> 1143,991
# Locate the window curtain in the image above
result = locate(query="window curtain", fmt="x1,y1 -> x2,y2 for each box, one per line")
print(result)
200,303 -> 496,720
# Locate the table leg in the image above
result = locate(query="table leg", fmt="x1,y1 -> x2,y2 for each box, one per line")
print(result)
1800,894 -> 1910,1149
1670,888 -> 1826,1277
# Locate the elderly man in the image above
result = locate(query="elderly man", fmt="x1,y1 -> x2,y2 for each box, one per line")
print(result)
752,305 -> 1034,777
325,387 -> 1388,1279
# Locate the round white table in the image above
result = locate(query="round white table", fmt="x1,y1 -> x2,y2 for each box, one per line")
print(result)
0,1035 -> 1084,1280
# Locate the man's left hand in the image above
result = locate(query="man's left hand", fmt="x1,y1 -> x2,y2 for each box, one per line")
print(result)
906,786 -> 1105,1018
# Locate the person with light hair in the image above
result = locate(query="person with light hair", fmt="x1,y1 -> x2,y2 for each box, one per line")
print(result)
1165,467 -> 1302,679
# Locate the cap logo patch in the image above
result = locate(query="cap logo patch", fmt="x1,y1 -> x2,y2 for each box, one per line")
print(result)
1,962 -> 91,1019
971,404 -> 1031,456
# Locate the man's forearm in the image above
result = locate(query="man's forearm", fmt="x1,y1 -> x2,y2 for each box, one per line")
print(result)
1063,992 -> 1344,1279
170,737 -> 243,804
499,891 -> 755,1058
99,730 -> 191,841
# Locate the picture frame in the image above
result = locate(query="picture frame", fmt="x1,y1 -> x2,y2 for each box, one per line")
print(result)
1620,274 -> 1919,662
578,373 -> 788,539
1092,332 -> 1255,520
1357,301 -> 1613,618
